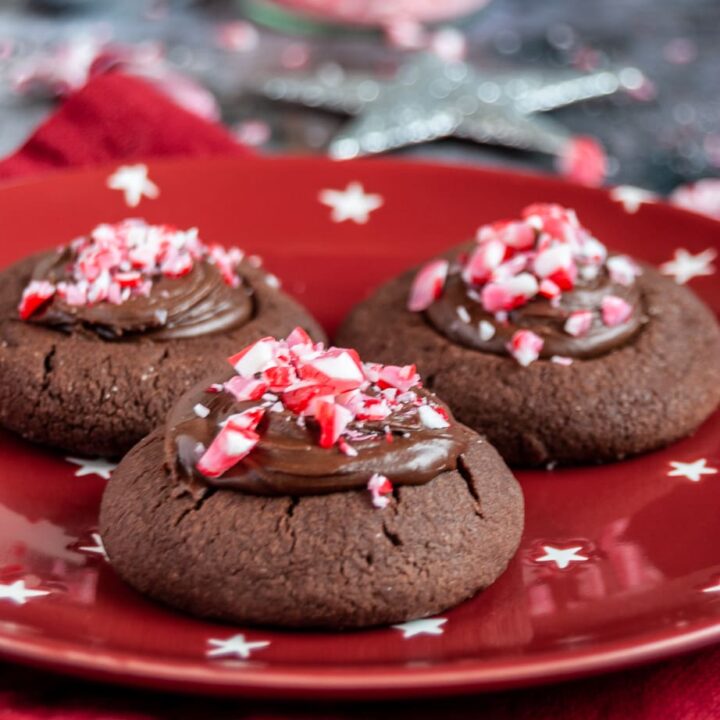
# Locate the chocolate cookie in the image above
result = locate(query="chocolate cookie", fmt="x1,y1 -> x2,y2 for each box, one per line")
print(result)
99,331 -> 524,628
0,220 -> 325,457
337,203 -> 720,466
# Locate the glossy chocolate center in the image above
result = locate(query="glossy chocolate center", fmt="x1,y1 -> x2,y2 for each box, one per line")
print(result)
28,248 -> 253,341
165,371 -> 468,497
425,251 -> 645,359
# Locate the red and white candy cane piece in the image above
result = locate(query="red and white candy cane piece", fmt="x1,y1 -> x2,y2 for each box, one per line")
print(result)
298,348 -> 364,393
481,273 -> 539,313
286,326 -> 312,348
224,376 -> 268,402
407,259 -> 449,312
523,202 -> 575,231
18,280 -> 55,320
564,310 -> 593,337
376,364 -> 420,393
533,244 -> 577,290
282,381 -> 329,415
606,255 -> 641,286
601,296 -> 633,326
227,337 -> 277,376
161,252 -> 193,279
338,437 -> 358,457
417,404 -> 450,429
115,270 -> 143,288
107,282 -> 124,305
196,408 -> 265,478
507,329 -> 544,367
227,406 -> 265,431
538,278 -> 561,299
354,395 -> 391,422
462,239 -> 505,285
478,219 -> 535,250
490,254 -> 529,283
367,473 -> 393,509
362,362 -> 382,384
58,281 -> 87,306
262,365 -> 297,392
577,235 -> 607,266
314,400 -> 353,448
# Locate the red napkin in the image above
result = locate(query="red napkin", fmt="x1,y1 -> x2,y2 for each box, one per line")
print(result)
0,72 -> 250,180
0,71 -> 719,720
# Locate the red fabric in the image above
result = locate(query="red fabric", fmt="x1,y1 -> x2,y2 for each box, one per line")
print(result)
0,70 -> 719,720
0,72 -> 249,181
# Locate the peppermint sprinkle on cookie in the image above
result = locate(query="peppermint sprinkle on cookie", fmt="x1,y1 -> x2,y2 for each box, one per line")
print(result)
367,473 -> 393,509
408,203 -> 641,366
194,329 -> 455,481
18,220 -> 248,320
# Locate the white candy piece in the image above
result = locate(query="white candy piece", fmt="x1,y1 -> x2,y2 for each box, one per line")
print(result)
418,404 -> 450,429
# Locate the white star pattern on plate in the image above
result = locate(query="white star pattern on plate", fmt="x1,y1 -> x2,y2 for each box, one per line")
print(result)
0,580 -> 50,605
668,459 -> 718,483
660,248 -> 717,284
392,617 -> 447,638
207,634 -> 270,660
106,164 -> 160,207
609,185 -> 658,213
318,182 -> 383,224
79,532 -> 108,561
66,457 -> 117,480
702,579 -> 720,594
535,545 -> 589,570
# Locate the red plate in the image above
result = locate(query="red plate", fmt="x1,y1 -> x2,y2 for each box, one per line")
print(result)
0,157 -> 718,699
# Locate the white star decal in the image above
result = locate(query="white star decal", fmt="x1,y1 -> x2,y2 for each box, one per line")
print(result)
660,248 -> 716,284
609,185 -> 658,213
318,182 -> 383,224
702,579 -> 720,594
66,457 -> 117,480
79,532 -> 108,561
106,164 -> 160,207
668,459 -> 718,483
0,580 -> 50,605
535,545 -> 589,570
207,634 -> 270,660
392,617 -> 447,638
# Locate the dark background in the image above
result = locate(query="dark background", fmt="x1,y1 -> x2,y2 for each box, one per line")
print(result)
1,0 -> 719,193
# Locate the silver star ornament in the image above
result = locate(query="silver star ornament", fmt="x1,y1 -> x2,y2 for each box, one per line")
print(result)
255,53 -> 646,159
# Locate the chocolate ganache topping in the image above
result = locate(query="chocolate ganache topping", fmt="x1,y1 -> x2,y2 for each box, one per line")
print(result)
18,220 -> 254,340
408,204 -> 647,365
166,328 -> 467,500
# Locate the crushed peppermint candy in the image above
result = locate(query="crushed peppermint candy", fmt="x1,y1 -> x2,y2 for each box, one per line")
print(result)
193,403 -> 210,418
408,203 -> 642,366
601,295 -> 633,327
417,404 -> 450,429
507,330 -> 544,367
408,259 -> 449,312
456,305 -> 471,323
479,320 -> 496,341
367,473 -> 393,509
195,329 -> 452,497
18,219 -> 248,320
18,280 -> 56,321
564,310 -> 594,338
196,407 -> 264,478
606,255 -> 641,286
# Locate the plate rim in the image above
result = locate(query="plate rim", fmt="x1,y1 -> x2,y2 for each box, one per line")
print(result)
1,618 -> 720,698
0,154 -> 718,698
